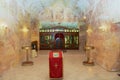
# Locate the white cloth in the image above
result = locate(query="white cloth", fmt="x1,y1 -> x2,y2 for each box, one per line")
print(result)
32,50 -> 37,58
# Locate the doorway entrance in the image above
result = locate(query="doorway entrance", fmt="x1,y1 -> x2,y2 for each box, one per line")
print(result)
55,33 -> 64,49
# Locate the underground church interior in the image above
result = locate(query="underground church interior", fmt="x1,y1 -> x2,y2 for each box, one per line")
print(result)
0,0 -> 120,80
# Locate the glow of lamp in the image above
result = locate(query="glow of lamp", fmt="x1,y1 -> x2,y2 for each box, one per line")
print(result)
87,28 -> 92,33
99,25 -> 107,31
87,28 -> 93,36
83,16 -> 86,20
0,23 -> 8,39
22,27 -> 29,32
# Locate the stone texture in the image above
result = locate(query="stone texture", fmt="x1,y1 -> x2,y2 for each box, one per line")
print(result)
0,27 -> 21,75
79,21 -> 87,52
87,23 -> 120,71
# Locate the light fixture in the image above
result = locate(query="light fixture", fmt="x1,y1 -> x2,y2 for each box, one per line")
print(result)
0,23 -> 7,28
83,16 -> 86,20
22,27 -> 29,32
99,24 -> 108,32
87,28 -> 92,33
0,23 -> 8,39
87,25 -> 93,36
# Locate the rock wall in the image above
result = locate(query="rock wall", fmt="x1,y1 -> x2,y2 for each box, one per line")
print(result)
87,23 -> 120,71
79,21 -> 87,52
0,26 -> 21,75
31,19 -> 39,51
31,26 -> 39,42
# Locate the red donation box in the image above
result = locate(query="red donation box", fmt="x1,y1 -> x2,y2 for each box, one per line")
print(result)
49,50 -> 63,78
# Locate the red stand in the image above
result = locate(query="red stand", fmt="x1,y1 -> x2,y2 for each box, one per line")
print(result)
49,50 -> 63,79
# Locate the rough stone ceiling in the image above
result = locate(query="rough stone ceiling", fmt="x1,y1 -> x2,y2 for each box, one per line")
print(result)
0,0 -> 120,26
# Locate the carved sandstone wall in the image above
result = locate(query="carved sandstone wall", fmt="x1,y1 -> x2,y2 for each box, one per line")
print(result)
0,26 -> 21,75
88,23 -> 120,71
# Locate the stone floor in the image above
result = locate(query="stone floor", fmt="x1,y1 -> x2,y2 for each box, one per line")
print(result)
0,50 -> 120,80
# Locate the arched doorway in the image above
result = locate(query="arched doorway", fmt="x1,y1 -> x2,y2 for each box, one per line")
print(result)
55,33 -> 64,49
